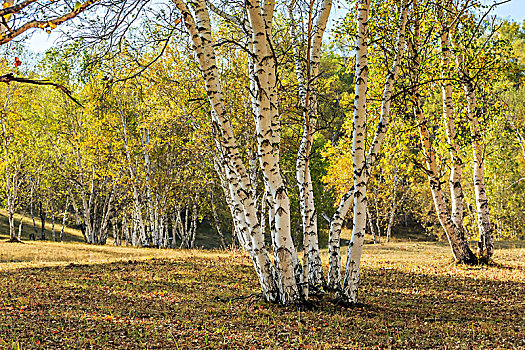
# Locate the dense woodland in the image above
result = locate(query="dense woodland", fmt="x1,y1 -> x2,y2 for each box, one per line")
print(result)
0,0 -> 524,305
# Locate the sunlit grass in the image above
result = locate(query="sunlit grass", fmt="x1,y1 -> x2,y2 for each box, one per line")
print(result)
0,240 -> 235,271
0,210 -> 85,242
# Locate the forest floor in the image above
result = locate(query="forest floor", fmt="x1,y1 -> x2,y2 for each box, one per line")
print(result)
0,240 -> 524,349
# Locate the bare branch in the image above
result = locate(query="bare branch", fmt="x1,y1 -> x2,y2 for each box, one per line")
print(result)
0,73 -> 83,107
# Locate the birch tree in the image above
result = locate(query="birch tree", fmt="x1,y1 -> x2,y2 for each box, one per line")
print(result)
407,0 -> 478,264
288,0 -> 332,295
331,0 -> 409,303
449,4 -> 497,262
170,0 -> 410,304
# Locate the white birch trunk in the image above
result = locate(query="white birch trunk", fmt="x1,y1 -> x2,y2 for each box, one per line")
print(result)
414,94 -> 476,263
341,0 -> 371,304
339,0 -> 409,302
60,198 -> 69,243
246,0 -> 303,304
70,193 -> 87,242
174,0 -> 278,302
464,82 -> 494,261
131,210 -> 138,246
288,0 -> 331,294
17,213 -> 23,241
451,19 -> 494,261
439,5 -> 467,236
327,187 -> 354,292
367,207 -> 377,244
386,191 -> 405,243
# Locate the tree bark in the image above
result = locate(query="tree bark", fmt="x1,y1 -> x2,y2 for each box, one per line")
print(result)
439,3 -> 468,240
60,198 -> 69,242
289,0 -> 332,296
327,187 -> 354,292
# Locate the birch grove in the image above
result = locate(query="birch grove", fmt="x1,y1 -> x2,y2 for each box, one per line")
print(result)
0,0 -> 520,310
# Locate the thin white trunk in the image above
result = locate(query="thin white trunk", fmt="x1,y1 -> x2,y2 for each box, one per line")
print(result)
132,210 -> 138,246
341,0 -> 409,303
327,187 -> 354,292
367,207 -> 377,244
289,0 -> 331,294
140,128 -> 156,246
61,198 -> 69,242
123,211 -> 130,246
440,4 -> 466,235
411,9 -> 476,264
464,82 -> 494,261
70,193 -> 87,242
451,21 -> 494,261
246,0 -> 302,304
190,200 -> 198,248
17,214 -> 23,241
341,0 -> 371,304
414,93 -> 476,263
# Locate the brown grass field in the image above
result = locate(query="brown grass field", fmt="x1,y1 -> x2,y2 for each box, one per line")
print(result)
0,236 -> 524,349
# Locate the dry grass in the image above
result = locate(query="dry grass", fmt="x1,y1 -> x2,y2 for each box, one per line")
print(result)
0,240 -> 524,349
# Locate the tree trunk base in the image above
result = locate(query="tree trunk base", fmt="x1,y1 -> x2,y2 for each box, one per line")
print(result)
6,237 -> 23,243
455,255 -> 479,266
307,286 -> 326,298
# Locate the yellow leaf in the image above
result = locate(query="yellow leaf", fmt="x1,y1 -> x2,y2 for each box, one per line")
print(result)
74,1 -> 81,10
49,22 -> 57,29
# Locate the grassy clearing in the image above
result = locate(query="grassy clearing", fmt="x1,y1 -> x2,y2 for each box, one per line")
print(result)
0,241 -> 524,349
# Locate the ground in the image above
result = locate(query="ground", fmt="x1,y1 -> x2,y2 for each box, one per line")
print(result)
0,239 -> 524,349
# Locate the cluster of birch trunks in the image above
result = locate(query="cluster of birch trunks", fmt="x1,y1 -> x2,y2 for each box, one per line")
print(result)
171,0 -> 497,305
